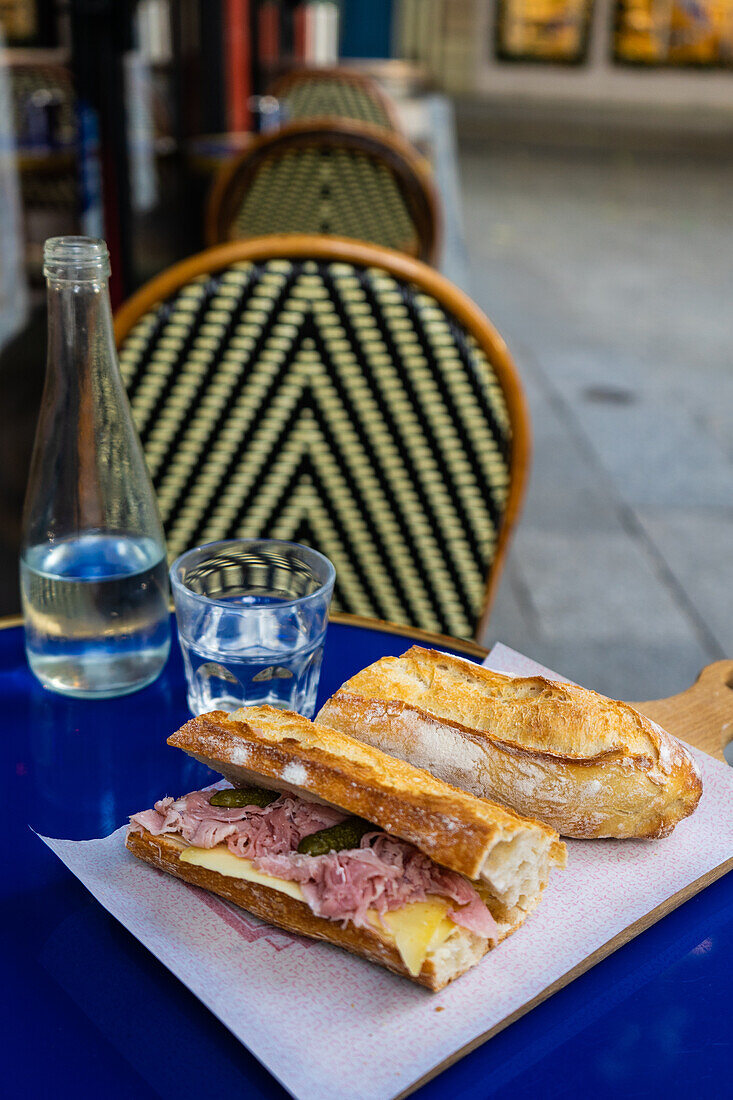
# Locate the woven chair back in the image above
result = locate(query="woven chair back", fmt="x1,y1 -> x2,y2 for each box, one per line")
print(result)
115,237 -> 529,640
206,120 -> 439,263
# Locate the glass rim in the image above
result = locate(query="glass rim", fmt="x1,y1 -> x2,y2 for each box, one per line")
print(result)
169,538 -> 336,612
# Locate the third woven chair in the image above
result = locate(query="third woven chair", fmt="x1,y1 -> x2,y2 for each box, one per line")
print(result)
268,67 -> 401,131
206,120 -> 439,263
115,236 -> 529,640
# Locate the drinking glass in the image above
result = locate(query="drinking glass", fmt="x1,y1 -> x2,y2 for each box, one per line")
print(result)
170,539 -> 335,717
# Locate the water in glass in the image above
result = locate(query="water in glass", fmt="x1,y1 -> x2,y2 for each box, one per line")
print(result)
179,600 -> 327,715
171,540 -> 335,717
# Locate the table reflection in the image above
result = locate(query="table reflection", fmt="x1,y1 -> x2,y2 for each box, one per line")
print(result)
23,644 -> 210,839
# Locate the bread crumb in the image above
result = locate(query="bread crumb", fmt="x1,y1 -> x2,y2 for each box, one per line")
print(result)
435,1006 -> 445,1012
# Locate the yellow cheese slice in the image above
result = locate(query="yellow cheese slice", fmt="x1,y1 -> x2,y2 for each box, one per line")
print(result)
379,898 -> 456,977
179,845 -> 305,901
178,845 -> 457,976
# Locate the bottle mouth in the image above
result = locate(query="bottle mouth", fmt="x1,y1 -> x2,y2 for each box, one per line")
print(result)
43,236 -> 111,282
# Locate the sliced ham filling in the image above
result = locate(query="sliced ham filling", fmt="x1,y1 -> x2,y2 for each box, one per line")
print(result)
256,834 -> 497,938
130,790 -> 344,855
130,789 -> 497,942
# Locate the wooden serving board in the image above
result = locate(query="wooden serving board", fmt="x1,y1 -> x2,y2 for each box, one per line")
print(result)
401,659 -> 733,1099
633,658 -> 733,763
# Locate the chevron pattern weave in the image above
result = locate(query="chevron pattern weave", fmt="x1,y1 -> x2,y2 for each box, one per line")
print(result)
228,147 -> 418,256
119,259 -> 512,638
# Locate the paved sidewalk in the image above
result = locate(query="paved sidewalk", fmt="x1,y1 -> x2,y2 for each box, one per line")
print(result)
461,143 -> 733,701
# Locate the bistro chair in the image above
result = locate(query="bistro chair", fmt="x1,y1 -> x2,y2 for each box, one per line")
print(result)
205,119 -> 440,263
268,67 -> 401,131
114,236 -> 530,640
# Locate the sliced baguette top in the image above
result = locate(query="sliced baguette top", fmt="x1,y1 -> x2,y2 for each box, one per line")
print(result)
168,706 -> 565,897
316,646 -> 702,839
327,646 -> 693,772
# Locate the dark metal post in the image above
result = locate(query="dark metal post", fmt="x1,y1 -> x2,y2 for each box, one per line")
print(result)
69,0 -> 136,304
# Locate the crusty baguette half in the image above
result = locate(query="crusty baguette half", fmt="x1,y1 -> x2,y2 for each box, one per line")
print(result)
316,647 -> 703,840
126,829 -> 512,991
168,706 -> 565,912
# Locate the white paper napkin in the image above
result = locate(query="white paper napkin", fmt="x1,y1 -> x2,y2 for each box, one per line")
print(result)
40,644 -> 733,1100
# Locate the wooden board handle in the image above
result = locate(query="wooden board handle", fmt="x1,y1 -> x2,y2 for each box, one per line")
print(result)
632,660 -> 733,764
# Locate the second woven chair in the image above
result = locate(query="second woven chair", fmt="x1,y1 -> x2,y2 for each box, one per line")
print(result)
206,120 -> 439,263
115,236 -> 529,641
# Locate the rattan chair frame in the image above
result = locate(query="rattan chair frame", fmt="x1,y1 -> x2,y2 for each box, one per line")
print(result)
205,118 -> 440,263
268,66 -> 403,132
114,235 -> 530,640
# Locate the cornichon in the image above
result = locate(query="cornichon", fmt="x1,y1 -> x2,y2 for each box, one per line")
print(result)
209,786 -> 279,808
297,816 -> 374,856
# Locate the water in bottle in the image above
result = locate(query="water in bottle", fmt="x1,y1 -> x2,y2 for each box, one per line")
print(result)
21,533 -> 170,697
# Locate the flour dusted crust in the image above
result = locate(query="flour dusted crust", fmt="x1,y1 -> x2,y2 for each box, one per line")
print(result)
126,829 -> 496,991
316,647 -> 703,840
168,707 -> 565,910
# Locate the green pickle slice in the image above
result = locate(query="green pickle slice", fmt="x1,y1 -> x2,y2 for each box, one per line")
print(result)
209,786 -> 279,808
297,816 -> 374,856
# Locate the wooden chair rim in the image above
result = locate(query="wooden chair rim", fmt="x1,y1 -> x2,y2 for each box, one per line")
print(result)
204,117 -> 440,263
267,65 -> 403,133
114,235 -> 531,639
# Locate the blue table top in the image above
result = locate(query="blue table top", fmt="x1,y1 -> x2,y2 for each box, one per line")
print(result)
3,615 -> 732,1098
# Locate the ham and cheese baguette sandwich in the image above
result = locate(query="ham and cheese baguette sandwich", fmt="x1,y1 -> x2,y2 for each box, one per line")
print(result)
316,647 -> 703,840
127,705 -> 565,990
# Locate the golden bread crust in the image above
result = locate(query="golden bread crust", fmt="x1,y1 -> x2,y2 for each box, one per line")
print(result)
168,706 -> 561,879
316,647 -> 703,840
125,829 -> 493,990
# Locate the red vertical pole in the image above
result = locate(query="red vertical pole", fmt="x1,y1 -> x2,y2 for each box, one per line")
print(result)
226,0 -> 252,132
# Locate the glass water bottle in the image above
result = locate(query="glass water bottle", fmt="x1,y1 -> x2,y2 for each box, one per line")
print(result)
20,237 -> 171,698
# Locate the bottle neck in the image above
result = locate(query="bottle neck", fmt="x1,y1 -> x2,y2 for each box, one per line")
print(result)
43,239 -> 114,382
22,236 -> 165,556
45,276 -> 116,387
